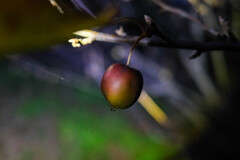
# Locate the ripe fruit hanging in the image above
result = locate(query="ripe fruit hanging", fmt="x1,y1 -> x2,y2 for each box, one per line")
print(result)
101,63 -> 143,109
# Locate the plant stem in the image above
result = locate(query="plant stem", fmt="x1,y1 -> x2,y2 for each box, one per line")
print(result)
126,33 -> 146,66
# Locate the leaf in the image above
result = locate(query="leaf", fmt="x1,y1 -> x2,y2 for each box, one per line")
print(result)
0,0 -> 117,55
69,0 -> 96,18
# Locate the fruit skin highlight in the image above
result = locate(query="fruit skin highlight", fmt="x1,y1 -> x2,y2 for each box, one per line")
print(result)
101,63 -> 143,109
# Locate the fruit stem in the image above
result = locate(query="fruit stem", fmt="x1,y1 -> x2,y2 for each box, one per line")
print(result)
126,33 -> 146,66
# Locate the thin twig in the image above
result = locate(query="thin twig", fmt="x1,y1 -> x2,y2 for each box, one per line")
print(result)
49,0 -> 64,14
189,50 -> 203,59
219,16 -> 238,41
150,0 -> 218,36
110,17 -> 147,36
144,15 -> 174,44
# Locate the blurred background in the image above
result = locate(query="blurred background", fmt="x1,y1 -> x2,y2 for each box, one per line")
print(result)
0,0 -> 240,159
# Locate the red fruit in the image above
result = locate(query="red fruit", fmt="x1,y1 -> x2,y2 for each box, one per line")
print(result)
101,63 -> 143,109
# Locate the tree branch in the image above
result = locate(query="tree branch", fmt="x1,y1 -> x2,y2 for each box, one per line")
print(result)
147,38 -> 240,52
70,30 -> 240,52
150,0 -> 219,36
70,13 -> 240,55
